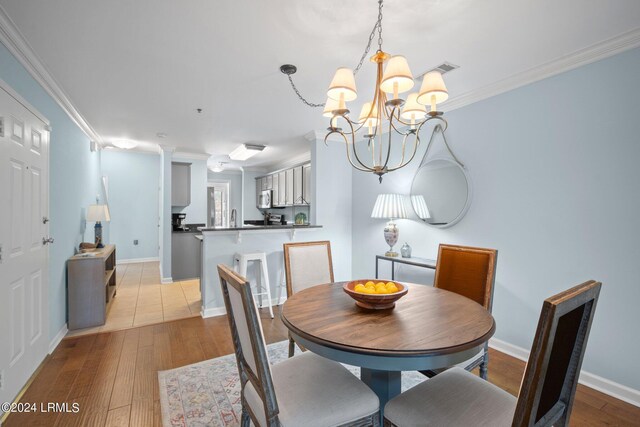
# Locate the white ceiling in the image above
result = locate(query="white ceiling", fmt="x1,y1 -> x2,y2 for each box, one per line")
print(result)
1,0 -> 640,168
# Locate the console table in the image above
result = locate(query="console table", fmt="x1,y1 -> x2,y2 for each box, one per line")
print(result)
375,255 -> 436,280
67,245 -> 117,330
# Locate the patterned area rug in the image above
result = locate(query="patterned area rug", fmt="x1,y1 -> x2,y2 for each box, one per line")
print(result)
158,340 -> 428,427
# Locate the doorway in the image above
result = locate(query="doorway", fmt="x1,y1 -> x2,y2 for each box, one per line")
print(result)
207,181 -> 230,228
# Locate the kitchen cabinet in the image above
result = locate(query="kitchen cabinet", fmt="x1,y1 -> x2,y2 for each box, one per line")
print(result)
303,163 -> 311,205
172,162 -> 191,207
266,174 -> 273,190
255,178 -> 261,207
293,165 -> 304,205
285,168 -> 294,205
278,171 -> 286,206
272,173 -> 279,206
262,177 -> 268,190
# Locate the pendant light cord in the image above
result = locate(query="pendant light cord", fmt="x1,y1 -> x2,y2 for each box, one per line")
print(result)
286,0 -> 385,108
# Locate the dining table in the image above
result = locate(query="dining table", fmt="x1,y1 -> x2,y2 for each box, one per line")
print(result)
281,281 -> 496,418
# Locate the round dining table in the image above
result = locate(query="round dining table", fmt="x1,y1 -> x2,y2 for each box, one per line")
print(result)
281,281 -> 496,415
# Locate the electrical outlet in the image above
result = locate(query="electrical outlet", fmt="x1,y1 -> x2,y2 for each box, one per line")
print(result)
133,240 -> 138,245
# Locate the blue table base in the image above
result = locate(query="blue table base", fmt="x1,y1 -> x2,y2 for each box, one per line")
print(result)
361,368 -> 401,419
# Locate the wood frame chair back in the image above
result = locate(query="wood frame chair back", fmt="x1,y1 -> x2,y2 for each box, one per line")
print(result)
283,240 -> 334,298
434,244 -> 498,310
218,264 -> 279,426
512,280 -> 602,427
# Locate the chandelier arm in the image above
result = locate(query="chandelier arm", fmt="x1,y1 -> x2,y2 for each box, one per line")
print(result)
388,132 -> 421,172
345,119 -> 376,171
381,106 -> 397,169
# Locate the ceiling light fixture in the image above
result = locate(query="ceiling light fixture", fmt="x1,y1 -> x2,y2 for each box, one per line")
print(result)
228,144 -> 266,161
324,0 -> 456,182
112,139 -> 137,150
209,162 -> 226,173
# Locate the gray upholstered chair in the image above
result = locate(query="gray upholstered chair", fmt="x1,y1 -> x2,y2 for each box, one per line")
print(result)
283,240 -> 334,357
384,280 -> 601,427
421,244 -> 498,379
218,264 -> 379,427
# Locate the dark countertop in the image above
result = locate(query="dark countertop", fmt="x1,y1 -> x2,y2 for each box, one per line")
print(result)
198,224 -> 322,232
172,223 -> 206,233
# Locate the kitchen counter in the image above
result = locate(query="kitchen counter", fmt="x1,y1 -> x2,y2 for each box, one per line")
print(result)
198,224 -> 322,232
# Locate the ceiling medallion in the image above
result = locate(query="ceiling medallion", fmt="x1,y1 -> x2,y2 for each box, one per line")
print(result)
323,0 -> 452,182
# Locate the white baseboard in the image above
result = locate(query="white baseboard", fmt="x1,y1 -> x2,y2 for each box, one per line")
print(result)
48,324 -> 68,354
117,257 -> 159,265
161,277 -> 173,284
489,337 -> 640,407
200,296 -> 287,319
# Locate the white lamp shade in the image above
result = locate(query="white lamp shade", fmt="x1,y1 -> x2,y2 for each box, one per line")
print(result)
400,93 -> 427,121
358,102 -> 378,126
380,55 -> 414,94
411,195 -> 431,219
417,71 -> 449,105
371,194 -> 407,219
322,97 -> 341,118
86,204 -> 111,222
327,67 -> 357,102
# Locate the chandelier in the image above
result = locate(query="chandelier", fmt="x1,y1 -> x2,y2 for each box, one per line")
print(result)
322,0 -> 451,182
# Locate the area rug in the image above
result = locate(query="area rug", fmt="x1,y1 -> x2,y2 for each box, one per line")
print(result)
158,340 -> 427,427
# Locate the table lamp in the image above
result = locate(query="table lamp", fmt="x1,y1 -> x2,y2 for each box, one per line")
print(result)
86,204 -> 111,248
371,194 -> 407,257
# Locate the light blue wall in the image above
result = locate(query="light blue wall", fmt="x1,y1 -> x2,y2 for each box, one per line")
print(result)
101,150 -> 159,260
0,42 -> 102,341
172,157 -> 207,224
350,47 -> 640,390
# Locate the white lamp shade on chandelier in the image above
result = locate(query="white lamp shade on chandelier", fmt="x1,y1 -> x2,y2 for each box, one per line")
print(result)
323,97 -> 341,118
380,55 -> 414,95
358,102 -> 379,126
327,67 -> 358,103
417,71 -> 449,109
410,195 -> 431,219
400,93 -> 427,121
371,194 -> 407,220
86,204 -> 111,222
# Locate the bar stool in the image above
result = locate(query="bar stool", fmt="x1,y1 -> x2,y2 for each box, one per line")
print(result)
233,252 -> 274,318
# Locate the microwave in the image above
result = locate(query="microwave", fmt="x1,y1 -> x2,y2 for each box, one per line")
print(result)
258,190 -> 272,209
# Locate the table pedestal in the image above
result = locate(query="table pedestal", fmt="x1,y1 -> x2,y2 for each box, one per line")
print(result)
361,368 -> 401,420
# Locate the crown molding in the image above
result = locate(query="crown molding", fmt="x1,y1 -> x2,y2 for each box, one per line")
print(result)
0,5 -> 102,144
174,151 -> 211,161
444,27 -> 640,113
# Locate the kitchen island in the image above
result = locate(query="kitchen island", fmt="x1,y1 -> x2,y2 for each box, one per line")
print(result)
198,224 -> 322,317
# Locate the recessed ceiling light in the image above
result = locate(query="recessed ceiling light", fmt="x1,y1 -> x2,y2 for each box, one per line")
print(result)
112,139 -> 137,150
229,144 -> 266,161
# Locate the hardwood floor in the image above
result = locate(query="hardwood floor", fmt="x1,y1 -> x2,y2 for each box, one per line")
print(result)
4,307 -> 638,426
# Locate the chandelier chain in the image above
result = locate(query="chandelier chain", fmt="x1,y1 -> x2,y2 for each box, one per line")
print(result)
286,0 -> 386,108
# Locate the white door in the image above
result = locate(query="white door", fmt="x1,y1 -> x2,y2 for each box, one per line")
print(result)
0,82 -> 50,408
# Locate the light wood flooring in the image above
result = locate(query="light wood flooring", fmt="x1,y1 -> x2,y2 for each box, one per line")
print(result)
67,262 -> 201,337
4,307 -> 639,426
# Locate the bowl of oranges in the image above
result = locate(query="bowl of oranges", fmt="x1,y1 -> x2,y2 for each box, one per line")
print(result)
343,280 -> 408,310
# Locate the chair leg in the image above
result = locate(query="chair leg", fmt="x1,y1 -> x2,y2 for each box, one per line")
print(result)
241,407 -> 251,427
288,337 -> 295,358
479,347 -> 489,380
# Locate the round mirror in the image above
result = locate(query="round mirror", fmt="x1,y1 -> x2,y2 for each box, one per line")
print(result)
410,158 -> 472,228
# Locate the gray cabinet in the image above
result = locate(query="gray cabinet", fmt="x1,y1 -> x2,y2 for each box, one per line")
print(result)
278,171 -> 286,206
172,162 -> 191,207
293,165 -> 304,205
272,173 -> 279,206
285,168 -> 294,205
303,163 -> 311,205
266,174 -> 273,190
255,178 -> 262,207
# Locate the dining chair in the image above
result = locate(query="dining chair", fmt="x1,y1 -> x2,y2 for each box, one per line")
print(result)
217,264 -> 379,427
421,243 -> 498,379
283,240 -> 334,357
384,280 -> 601,427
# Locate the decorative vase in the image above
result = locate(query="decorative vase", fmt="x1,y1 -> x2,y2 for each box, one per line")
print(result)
384,220 -> 399,257
401,242 -> 412,258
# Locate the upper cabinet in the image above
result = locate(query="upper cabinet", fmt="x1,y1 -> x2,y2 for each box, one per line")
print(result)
172,162 -> 191,207
256,162 -> 311,208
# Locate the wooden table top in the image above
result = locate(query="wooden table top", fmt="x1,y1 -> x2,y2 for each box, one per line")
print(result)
281,282 -> 496,357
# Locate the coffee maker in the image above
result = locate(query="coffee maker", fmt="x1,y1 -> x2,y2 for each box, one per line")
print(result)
172,213 -> 187,231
